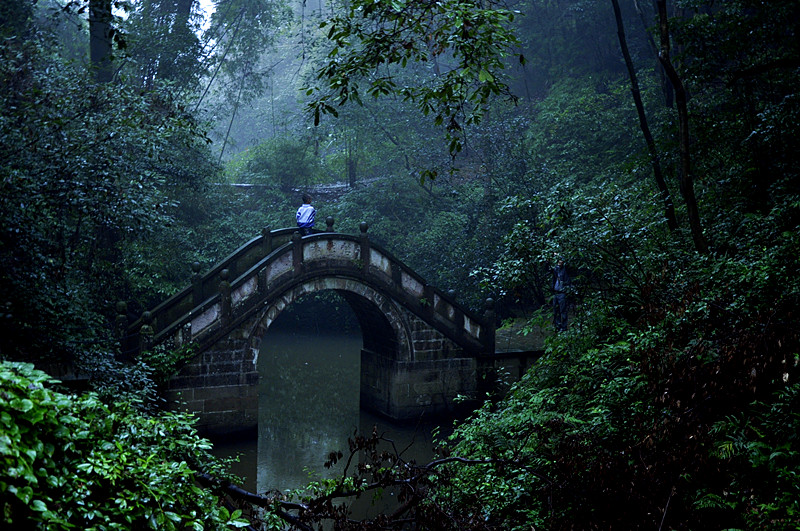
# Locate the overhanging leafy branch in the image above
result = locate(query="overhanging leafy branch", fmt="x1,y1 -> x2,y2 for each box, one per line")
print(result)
198,426 -> 547,530
306,0 -> 522,157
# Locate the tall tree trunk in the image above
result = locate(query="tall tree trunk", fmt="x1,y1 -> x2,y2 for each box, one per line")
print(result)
611,0 -> 678,231
655,0 -> 709,253
175,0 -> 194,20
219,72 -> 247,164
89,0 -> 119,294
89,0 -> 113,83
157,0 -> 196,81
633,0 -> 673,107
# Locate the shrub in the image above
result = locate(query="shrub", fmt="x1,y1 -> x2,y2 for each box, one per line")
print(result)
0,361 -> 249,530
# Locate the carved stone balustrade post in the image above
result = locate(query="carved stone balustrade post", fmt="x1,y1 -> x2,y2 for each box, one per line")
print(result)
219,269 -> 232,324
359,221 -> 370,274
191,261 -> 202,306
115,301 -> 128,342
292,232 -> 303,276
139,311 -> 154,353
261,227 -> 272,256
485,297 -> 496,351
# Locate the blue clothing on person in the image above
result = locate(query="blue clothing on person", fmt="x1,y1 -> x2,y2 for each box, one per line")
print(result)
296,198 -> 316,236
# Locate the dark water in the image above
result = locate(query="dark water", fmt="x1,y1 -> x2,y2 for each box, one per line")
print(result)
212,297 -> 449,499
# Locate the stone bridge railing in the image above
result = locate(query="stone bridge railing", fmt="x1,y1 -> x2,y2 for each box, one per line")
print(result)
123,221 -> 495,359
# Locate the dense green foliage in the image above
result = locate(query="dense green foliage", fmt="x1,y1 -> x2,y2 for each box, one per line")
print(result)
255,0 -> 799,528
0,5 -> 276,528
424,0 -> 800,528
0,361 -> 248,529
0,28 -> 218,361
444,200 -> 800,527
305,0 -> 522,156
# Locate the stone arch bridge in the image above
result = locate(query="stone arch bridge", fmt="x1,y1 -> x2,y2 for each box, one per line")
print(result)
125,222 -> 522,434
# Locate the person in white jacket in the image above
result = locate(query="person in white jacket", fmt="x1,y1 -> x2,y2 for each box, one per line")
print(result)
296,193 -> 316,236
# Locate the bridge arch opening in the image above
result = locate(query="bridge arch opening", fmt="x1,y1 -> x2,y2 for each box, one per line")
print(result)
255,291 -> 365,402
249,280 -> 417,491
247,278 -> 415,368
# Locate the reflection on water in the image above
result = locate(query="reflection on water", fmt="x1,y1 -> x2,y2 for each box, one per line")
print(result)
258,331 -> 361,493
213,329 -> 447,497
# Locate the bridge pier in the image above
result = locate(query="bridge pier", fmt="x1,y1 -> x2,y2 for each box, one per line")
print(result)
360,349 -> 477,420
165,333 -> 260,437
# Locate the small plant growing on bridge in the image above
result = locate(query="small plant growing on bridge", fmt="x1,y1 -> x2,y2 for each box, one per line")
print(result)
140,341 -> 200,386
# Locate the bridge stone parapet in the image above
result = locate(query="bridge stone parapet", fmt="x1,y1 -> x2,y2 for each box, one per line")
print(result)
129,223 -> 494,433
407,314 -> 464,361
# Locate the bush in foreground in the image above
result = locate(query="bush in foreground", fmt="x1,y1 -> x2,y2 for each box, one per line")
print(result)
0,361 -> 249,530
